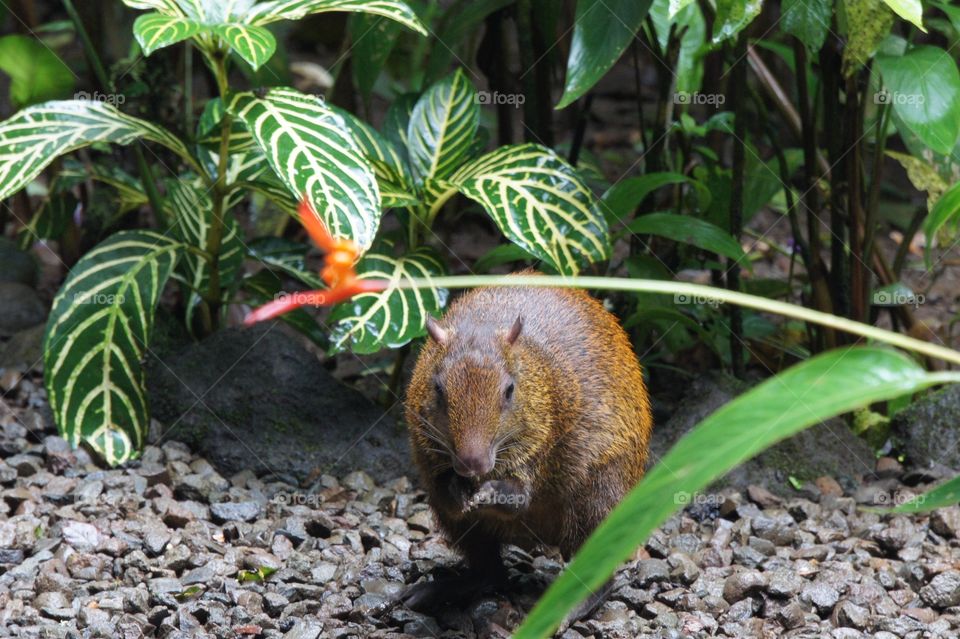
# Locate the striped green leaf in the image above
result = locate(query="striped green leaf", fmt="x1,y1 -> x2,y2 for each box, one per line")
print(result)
133,12 -> 204,55
0,99 -> 192,201
451,143 -> 611,275
227,87 -> 382,251
246,236 -> 325,288
43,231 -> 184,466
164,180 -> 244,329
328,246 -> 448,354
59,159 -> 148,213
214,23 -> 276,69
408,69 -> 479,200
383,92 -> 417,151
329,105 -> 417,208
242,0 -> 427,36
121,0 -> 185,15
18,191 -> 77,249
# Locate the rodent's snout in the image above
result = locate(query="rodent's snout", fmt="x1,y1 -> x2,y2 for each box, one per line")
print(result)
452,449 -> 495,478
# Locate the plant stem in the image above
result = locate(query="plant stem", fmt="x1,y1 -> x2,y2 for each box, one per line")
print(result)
727,36 -> 747,378
63,0 -> 166,222
200,51 -> 234,334
396,275 -> 960,366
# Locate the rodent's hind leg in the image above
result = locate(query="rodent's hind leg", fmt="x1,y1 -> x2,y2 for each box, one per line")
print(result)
394,524 -> 507,612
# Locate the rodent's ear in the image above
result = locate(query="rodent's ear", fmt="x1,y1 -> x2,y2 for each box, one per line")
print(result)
506,315 -> 523,345
425,316 -> 449,346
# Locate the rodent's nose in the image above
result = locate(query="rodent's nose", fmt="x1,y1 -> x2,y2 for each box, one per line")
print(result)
453,451 -> 494,478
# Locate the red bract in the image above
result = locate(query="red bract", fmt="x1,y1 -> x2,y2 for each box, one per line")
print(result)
243,198 -> 387,326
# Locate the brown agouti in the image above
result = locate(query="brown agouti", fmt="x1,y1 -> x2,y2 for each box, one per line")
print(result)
402,276 -> 653,610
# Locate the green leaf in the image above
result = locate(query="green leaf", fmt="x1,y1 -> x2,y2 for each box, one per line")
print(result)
59,159 -> 148,213
383,92 -> 417,151
451,143 -> 610,275
842,0 -> 895,76
43,231 -> 183,466
712,0 -> 763,44
557,0 -> 654,109
407,69 -> 479,197
423,0 -> 515,82
474,243 -> 538,273
164,180 -> 244,329
889,474 -> 960,512
242,270 -> 329,348
885,150 -> 949,211
243,0 -> 427,35
922,180 -> 960,268
0,99 -> 192,202
214,23 -> 277,70
649,0 -> 705,94
597,172 -> 692,226
515,348 -> 960,638
245,237 -> 325,288
0,35 -> 75,108
623,212 -> 747,263
880,0 -> 925,31
327,105 -> 417,208
121,0 -> 186,15
328,247 -> 448,354
133,12 -> 204,55
227,87 -> 382,251
18,191 -> 77,249
781,0 -> 831,51
350,12 -> 403,101
876,46 -> 960,155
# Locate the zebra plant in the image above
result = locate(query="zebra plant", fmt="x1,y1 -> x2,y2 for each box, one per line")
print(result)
319,68 -> 612,353
0,0 -> 426,465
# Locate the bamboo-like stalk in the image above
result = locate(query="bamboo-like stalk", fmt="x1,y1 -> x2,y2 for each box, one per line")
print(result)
392,275 -> 960,366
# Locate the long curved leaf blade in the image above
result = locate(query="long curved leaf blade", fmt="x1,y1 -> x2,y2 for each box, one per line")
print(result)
556,0 -> 654,109
889,474 -> 960,513
515,347 -> 960,638
327,247 -> 448,354
922,180 -> 960,268
227,87 -> 382,251
133,12 -> 204,55
451,143 -> 610,275
0,99 -> 191,201
43,231 -> 183,466
597,172 -> 692,225
408,69 -> 479,192
243,0 -> 427,35
624,212 -> 747,263
214,23 -> 277,70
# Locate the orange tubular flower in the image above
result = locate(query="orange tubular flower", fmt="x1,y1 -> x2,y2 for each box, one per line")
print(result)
243,198 -> 387,325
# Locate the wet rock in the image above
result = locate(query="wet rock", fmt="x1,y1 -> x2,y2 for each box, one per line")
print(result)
210,501 -> 261,523
146,326 -> 409,484
891,385 -> 960,470
920,570 -> 960,609
636,559 -> 670,587
723,570 -> 766,603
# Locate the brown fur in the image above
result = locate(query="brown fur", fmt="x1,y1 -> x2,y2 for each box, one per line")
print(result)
405,275 -> 653,563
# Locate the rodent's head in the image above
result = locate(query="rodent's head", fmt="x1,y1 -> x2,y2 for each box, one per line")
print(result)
413,314 -> 527,479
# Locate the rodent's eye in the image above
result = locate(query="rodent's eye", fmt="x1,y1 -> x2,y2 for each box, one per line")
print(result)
504,382 -> 515,401
434,380 -> 445,400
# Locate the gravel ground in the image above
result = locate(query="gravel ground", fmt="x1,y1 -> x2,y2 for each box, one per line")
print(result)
3,368 -> 960,639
